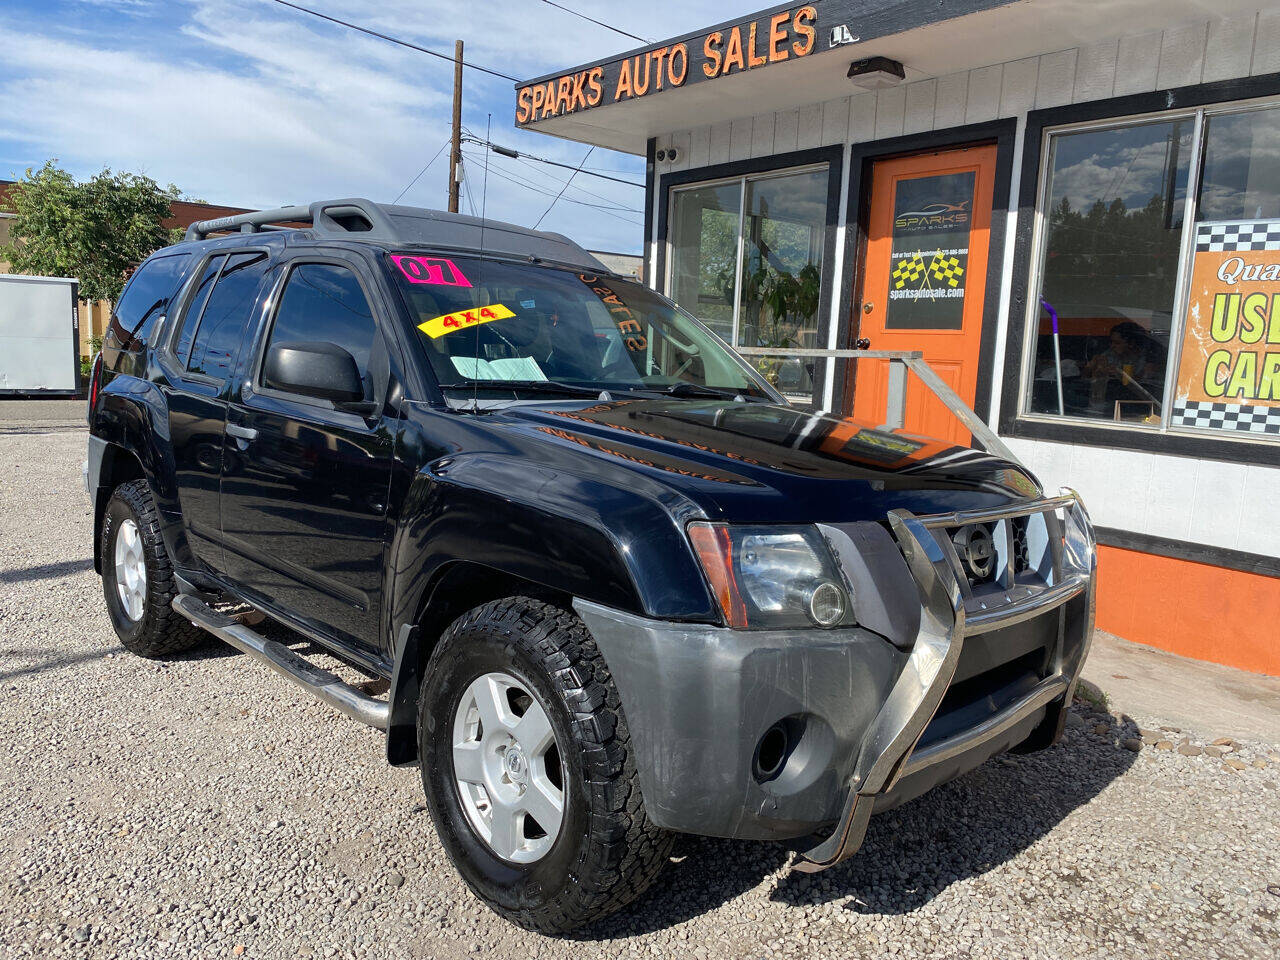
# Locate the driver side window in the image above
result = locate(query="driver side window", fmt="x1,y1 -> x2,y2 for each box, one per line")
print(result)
264,263 -> 378,398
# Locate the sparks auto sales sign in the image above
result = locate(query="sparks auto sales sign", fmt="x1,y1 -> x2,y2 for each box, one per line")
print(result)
516,5 -> 817,124
1171,219 -> 1280,435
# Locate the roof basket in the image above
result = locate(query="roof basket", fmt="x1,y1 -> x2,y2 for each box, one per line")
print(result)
184,198 -> 399,242
182,197 -> 609,274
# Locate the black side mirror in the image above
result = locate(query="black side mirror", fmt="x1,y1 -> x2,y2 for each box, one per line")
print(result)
263,341 -> 364,402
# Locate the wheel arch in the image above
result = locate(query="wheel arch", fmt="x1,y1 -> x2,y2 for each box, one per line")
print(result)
92,442 -> 147,574
385,561 -> 573,767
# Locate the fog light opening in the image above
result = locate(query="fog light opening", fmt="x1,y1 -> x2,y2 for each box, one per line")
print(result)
753,723 -> 790,782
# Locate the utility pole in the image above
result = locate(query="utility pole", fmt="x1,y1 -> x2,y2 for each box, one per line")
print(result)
448,39 -> 463,213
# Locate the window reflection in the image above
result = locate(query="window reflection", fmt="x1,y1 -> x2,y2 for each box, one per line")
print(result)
1029,120 -> 1191,423
669,167 -> 828,400
1199,107 -> 1280,222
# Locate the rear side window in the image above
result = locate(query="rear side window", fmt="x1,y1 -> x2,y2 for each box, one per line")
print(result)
264,263 -> 377,391
104,253 -> 192,354
172,255 -> 224,364
185,253 -> 271,380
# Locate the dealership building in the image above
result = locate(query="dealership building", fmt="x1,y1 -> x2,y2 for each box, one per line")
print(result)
516,0 -> 1280,674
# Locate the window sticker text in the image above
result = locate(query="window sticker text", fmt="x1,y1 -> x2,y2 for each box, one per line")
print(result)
392,255 -> 472,287
418,303 -> 515,339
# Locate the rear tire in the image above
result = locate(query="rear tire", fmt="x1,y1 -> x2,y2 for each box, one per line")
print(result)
418,597 -> 673,933
101,480 -> 205,658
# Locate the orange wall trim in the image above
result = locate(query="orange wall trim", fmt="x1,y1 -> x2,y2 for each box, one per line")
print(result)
1095,544 -> 1280,677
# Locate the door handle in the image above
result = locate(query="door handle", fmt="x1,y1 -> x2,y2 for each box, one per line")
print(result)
226,424 -> 258,442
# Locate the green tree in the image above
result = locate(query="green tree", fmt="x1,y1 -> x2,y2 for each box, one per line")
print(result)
1,160 -> 181,302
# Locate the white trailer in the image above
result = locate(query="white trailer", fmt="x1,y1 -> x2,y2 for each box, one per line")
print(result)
0,274 -> 81,396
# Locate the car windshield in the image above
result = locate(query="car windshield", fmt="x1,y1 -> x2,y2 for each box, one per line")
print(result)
387,254 -> 776,399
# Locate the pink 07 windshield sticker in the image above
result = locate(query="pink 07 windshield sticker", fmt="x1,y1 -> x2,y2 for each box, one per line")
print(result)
391,255 -> 472,287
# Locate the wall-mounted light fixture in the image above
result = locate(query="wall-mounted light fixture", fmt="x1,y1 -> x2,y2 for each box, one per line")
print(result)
847,56 -> 905,90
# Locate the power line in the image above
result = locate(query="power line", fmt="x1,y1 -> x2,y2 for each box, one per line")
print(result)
486,146 -> 640,209
460,150 -> 638,212
461,150 -> 642,221
265,0 -> 521,82
393,139 -> 450,204
534,146 -> 594,229
536,0 -> 651,44
463,136 -> 643,187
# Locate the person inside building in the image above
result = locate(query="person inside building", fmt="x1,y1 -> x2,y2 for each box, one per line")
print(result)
1084,320 -> 1164,416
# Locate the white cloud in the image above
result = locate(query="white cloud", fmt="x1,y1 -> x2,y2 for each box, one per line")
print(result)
0,0 -> 752,251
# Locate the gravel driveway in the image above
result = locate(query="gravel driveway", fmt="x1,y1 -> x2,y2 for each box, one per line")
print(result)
2,413 -> 1278,960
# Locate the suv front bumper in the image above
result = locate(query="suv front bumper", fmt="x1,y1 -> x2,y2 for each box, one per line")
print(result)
573,490 -> 1096,867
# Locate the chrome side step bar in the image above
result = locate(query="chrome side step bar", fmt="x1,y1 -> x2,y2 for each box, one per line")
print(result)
172,594 -> 390,730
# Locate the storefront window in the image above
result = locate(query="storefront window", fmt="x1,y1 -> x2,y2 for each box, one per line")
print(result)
669,166 -> 829,399
1024,101 -> 1280,442
1027,120 -> 1192,424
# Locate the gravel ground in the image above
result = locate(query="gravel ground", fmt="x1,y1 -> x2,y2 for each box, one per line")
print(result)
2,415 -> 1279,960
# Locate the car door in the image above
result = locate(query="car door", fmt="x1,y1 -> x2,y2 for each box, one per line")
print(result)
159,249 -> 273,571
219,252 -> 397,658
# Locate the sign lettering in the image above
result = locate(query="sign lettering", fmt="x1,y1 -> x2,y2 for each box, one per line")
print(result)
516,5 -> 816,124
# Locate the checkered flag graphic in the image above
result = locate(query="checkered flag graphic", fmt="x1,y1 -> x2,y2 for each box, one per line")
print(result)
892,254 -> 926,289
928,253 -> 965,288
1195,220 -> 1280,252
1172,399 -> 1280,435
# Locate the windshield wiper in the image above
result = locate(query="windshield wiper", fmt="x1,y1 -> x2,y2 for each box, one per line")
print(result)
658,382 -> 751,400
437,380 -> 606,398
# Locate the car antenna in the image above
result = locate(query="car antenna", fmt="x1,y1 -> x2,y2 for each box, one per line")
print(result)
470,114 -> 494,414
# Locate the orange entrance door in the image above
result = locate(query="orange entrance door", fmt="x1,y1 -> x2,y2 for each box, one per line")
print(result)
850,144 -> 997,444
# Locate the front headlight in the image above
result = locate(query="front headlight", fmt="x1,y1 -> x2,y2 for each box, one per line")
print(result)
687,522 -> 854,630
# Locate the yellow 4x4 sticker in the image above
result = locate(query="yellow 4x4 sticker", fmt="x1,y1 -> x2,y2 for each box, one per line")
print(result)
418,304 -> 515,339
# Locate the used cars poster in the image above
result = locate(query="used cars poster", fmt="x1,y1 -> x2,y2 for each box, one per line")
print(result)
1172,219 -> 1280,435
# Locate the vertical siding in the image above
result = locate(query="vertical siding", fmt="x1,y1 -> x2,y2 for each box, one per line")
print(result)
1114,31 -> 1163,95
1203,14 -> 1259,83
903,79 -> 937,135
1156,20 -> 1208,90
796,102 -> 823,149
999,57 -> 1039,117
965,64 -> 1003,124
1034,49 -> 1078,108
933,72 -> 969,128
1252,9 -> 1280,75
1072,41 -> 1118,104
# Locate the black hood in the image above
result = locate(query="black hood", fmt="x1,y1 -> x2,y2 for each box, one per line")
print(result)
490,398 -> 1042,525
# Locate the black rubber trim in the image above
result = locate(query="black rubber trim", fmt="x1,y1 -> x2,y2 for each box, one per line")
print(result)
1094,526 -> 1280,580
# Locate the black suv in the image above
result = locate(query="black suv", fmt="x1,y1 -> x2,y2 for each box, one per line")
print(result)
85,199 -> 1097,933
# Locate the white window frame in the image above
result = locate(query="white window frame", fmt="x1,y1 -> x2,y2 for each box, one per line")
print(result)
1017,93 -> 1280,445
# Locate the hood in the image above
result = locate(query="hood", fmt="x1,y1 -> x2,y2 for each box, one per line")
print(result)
487,398 -> 1041,525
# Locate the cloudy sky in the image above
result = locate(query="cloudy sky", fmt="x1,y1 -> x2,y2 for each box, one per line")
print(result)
0,0 -> 752,253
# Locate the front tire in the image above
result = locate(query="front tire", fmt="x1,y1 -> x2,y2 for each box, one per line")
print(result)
101,479 -> 205,658
418,597 -> 673,933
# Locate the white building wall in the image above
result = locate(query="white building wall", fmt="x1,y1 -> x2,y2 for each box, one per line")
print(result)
650,10 -> 1280,558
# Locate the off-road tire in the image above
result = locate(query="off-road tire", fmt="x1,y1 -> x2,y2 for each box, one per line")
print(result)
101,479 -> 205,658
418,597 -> 674,933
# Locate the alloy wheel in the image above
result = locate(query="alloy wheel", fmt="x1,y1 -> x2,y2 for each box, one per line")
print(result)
451,671 -> 566,863
113,518 -> 147,622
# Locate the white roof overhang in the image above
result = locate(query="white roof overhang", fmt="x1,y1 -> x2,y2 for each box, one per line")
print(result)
516,0 -> 1267,155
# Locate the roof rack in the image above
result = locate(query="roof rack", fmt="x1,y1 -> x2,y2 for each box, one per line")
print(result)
183,198 -> 608,273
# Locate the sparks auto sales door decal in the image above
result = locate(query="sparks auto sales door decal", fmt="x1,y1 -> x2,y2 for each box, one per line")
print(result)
886,172 -> 974,330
